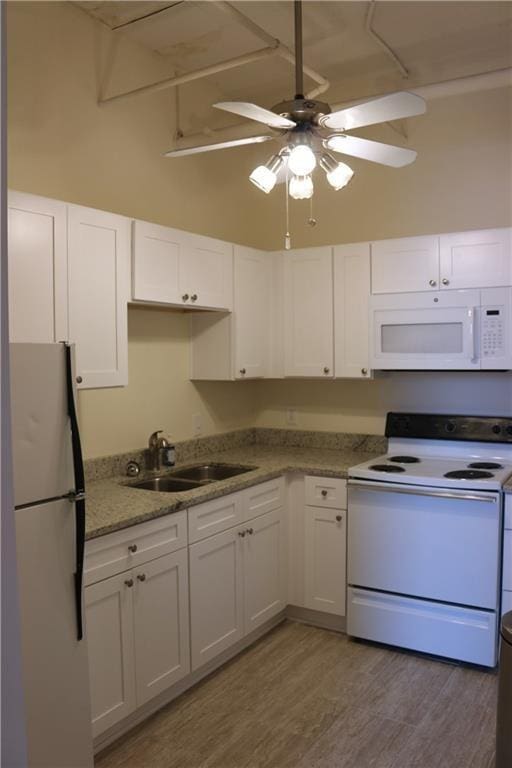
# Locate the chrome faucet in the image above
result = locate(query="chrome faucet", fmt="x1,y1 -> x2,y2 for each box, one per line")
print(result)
148,430 -> 170,472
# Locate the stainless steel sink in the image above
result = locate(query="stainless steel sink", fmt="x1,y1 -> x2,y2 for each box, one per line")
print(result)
170,463 -> 255,482
131,477 -> 203,492
130,463 -> 256,493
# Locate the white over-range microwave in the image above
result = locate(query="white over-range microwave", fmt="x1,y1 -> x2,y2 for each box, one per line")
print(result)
370,287 -> 512,370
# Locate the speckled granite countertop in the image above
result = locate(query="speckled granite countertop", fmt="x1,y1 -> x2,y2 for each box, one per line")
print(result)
85,444 -> 382,539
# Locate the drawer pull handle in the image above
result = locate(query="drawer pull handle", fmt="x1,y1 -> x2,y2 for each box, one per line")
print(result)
76,375 -> 83,384
238,530 -> 246,538
321,490 -> 328,497
124,579 -> 133,588
182,293 -> 189,302
191,294 -> 198,301
137,573 -> 146,582
336,515 -> 342,522
128,544 -> 138,553
246,527 -> 254,535
323,367 -> 330,375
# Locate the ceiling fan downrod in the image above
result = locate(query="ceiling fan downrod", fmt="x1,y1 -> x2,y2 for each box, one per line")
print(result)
294,0 -> 304,99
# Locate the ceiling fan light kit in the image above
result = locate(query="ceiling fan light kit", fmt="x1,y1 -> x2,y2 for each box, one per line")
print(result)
165,0 -> 426,245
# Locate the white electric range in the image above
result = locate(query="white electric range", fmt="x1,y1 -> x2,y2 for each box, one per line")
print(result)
347,412 -> 512,667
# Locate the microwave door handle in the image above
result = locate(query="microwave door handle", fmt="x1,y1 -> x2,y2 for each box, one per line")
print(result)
469,307 -> 478,364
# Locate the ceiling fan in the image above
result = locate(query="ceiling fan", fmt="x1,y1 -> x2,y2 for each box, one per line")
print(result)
164,0 -> 426,200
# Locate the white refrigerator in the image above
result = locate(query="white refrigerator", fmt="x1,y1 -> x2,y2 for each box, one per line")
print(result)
10,343 -> 94,768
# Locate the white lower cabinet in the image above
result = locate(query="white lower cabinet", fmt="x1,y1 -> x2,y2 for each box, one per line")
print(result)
503,495 -> 512,616
189,506 -> 286,671
85,571 -> 136,738
304,507 -> 346,616
303,476 -> 347,617
85,548 -> 190,737
244,508 -> 287,633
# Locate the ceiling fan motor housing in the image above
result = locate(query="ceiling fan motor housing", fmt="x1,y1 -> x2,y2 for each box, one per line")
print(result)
272,98 -> 331,126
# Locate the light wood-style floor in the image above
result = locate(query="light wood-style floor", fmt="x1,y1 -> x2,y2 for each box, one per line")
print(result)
96,621 -> 498,768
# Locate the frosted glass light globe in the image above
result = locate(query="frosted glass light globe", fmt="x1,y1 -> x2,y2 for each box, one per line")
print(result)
326,162 -> 354,190
289,175 -> 314,200
288,145 -> 316,176
249,165 -> 277,193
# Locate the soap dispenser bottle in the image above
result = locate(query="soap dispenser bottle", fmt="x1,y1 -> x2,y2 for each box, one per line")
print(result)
162,436 -> 176,467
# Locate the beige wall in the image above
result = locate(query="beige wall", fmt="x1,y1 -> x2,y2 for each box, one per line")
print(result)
254,373 -> 512,436
7,2 -> 512,458
78,307 -> 260,458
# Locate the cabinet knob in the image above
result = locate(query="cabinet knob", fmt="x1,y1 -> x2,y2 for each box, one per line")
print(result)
336,515 -> 342,522
323,367 -> 330,375
239,368 -> 246,375
429,279 -> 437,287
124,578 -> 133,588
128,544 -> 138,553
76,375 -> 83,384
182,294 -> 189,302
246,527 -> 254,535
137,573 -> 146,582
361,368 -> 368,376
442,278 -> 450,286
238,530 -> 246,538
191,294 -> 198,301
321,490 -> 328,497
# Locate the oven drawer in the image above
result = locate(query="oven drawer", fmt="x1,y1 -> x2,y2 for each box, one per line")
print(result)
347,481 -> 501,610
347,587 -> 498,667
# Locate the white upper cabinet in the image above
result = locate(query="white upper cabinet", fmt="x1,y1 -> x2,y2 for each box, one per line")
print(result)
334,243 -> 371,378
439,228 -> 512,290
371,235 -> 440,294
233,246 -> 271,379
132,220 -> 186,305
8,191 -> 68,343
283,247 -> 334,377
132,220 -> 233,311
67,205 -> 130,389
189,246 -> 271,380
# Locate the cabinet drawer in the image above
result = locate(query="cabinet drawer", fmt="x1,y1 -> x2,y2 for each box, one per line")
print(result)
505,494 -> 512,529
503,529 -> 512,592
85,512 -> 187,585
305,476 -> 347,509
188,492 -> 244,543
243,477 -> 285,522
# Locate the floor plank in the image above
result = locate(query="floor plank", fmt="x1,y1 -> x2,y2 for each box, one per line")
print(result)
95,621 -> 498,768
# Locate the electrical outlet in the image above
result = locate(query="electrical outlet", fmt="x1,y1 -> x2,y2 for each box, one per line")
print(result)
286,408 -> 298,426
192,413 -> 202,436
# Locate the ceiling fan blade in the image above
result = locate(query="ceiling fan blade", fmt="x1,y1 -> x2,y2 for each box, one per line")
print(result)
163,135 -> 274,158
214,101 -> 296,130
325,135 -> 417,167
320,92 -> 426,131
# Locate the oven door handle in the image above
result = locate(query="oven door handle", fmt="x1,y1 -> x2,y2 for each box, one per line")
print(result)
348,480 -> 498,504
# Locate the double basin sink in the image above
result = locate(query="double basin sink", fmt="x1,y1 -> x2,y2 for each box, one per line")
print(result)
131,463 -> 255,493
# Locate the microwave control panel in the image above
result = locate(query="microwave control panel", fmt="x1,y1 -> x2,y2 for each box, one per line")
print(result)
481,307 -> 504,357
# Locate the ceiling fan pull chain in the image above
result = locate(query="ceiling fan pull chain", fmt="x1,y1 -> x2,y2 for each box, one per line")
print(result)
308,195 -> 317,227
285,163 -> 291,250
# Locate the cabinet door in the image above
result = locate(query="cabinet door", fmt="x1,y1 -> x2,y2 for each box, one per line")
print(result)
244,508 -> 287,633
133,549 -> 190,707
132,220 -> 187,305
334,243 -> 371,378
440,228 -> 512,290
304,507 -> 346,616
85,572 -> 136,737
67,205 -> 130,388
8,191 -> 67,343
283,247 -> 334,377
183,234 -> 233,311
233,246 -> 271,379
189,527 -> 244,670
371,236 -> 439,293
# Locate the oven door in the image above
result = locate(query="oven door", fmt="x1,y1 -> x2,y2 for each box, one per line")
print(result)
370,290 -> 480,370
347,480 -> 501,610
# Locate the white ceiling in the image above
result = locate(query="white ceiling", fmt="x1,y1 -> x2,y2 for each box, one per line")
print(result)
75,1 -> 512,126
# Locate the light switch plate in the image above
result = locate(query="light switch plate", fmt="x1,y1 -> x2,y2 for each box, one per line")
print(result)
286,408 -> 298,426
192,413 -> 202,436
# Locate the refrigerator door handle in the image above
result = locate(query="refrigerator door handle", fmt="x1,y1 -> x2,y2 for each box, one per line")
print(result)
63,343 -> 86,641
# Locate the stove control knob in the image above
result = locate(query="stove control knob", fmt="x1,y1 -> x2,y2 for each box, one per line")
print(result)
492,424 -> 502,435
507,426 -> 512,436
445,422 -> 456,433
